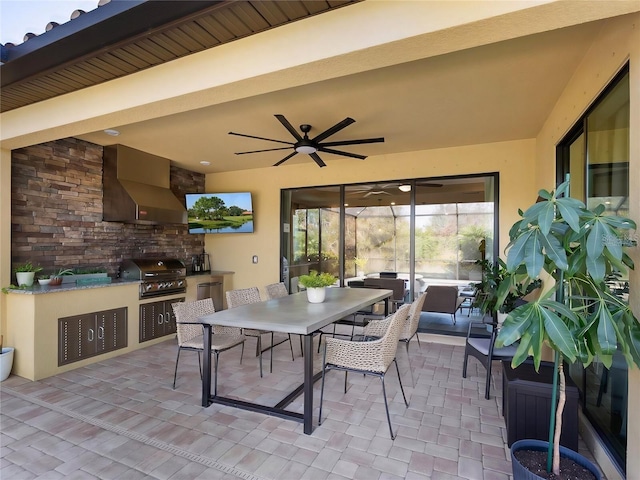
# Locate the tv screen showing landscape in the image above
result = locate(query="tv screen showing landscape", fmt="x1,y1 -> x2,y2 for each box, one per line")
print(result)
186,192 -> 254,234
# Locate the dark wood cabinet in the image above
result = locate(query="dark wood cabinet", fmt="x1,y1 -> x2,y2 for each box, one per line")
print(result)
139,298 -> 184,342
59,307 -> 127,366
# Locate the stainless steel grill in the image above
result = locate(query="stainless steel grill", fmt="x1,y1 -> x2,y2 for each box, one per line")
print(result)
120,258 -> 187,299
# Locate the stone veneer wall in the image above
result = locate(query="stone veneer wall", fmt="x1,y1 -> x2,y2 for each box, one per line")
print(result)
11,138 -> 205,278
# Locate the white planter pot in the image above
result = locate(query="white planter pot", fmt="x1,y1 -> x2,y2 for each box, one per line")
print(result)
306,287 -> 326,303
0,347 -> 14,381
15,271 -> 35,287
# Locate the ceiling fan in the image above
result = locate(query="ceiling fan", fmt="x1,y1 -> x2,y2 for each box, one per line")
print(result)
229,114 -> 384,167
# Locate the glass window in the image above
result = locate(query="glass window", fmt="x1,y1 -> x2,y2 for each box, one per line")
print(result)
559,64 -> 629,472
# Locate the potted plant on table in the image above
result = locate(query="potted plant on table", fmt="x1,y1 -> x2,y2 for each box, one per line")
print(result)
495,180 -> 640,479
299,271 -> 337,303
14,261 -> 43,287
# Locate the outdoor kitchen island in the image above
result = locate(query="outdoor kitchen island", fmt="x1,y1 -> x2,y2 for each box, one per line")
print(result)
3,270 -> 233,381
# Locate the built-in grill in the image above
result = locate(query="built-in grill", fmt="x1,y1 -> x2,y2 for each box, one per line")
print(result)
120,258 -> 187,299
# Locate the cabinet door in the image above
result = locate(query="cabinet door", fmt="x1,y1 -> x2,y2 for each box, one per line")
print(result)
163,299 -> 183,336
96,307 -> 128,353
139,301 -> 161,343
59,314 -> 97,365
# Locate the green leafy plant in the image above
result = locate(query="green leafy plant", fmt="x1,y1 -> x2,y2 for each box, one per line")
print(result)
14,261 -> 43,273
472,258 -> 540,316
52,268 -> 74,278
298,271 -> 337,288
495,180 -> 640,475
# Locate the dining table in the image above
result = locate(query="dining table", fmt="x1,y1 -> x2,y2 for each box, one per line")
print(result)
196,286 -> 392,434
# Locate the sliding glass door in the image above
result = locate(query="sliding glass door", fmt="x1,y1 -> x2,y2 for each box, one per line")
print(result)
280,174 -> 497,303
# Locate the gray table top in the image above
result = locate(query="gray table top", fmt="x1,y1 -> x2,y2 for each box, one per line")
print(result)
197,287 -> 392,335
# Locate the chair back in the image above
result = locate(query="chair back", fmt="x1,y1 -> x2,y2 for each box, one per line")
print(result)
422,285 -> 460,313
363,277 -> 406,302
401,291 -> 427,341
172,299 -> 214,346
265,282 -> 288,299
379,304 -> 411,370
379,271 -> 398,279
226,287 -> 262,308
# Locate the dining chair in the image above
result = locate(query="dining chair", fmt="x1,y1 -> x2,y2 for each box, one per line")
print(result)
225,287 -> 279,376
264,282 -> 298,359
462,317 -> 518,399
365,292 -> 427,386
319,304 -> 411,439
363,277 -> 407,312
171,299 -> 245,395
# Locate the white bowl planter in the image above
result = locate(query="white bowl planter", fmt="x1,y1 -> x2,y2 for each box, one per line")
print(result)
38,278 -> 52,286
15,271 -> 35,287
306,287 -> 327,303
0,347 -> 15,381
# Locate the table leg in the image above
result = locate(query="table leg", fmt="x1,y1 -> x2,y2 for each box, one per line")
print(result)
202,324 -> 212,407
303,333 -> 314,434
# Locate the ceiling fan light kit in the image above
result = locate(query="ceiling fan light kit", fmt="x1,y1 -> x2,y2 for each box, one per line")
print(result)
229,114 -> 384,167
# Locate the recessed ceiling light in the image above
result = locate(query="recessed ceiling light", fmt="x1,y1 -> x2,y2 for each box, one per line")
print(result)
398,185 -> 411,192
104,129 -> 120,136
200,161 -> 211,166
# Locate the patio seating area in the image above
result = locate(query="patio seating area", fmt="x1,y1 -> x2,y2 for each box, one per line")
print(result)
1,326 -> 603,479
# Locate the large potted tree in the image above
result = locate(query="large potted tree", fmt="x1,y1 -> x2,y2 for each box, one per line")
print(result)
495,180 -> 640,479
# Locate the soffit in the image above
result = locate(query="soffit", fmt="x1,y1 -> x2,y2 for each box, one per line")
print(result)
0,0 -> 358,113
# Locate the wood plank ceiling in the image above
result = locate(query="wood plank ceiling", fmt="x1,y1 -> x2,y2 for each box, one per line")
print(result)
0,0 -> 358,113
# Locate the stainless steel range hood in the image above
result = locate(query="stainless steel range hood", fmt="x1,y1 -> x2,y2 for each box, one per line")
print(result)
103,145 -> 187,225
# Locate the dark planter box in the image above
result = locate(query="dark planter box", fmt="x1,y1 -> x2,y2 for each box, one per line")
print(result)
502,360 -> 579,450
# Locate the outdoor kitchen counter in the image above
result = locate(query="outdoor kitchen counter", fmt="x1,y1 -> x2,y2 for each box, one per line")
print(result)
4,278 -> 140,294
4,279 -> 200,381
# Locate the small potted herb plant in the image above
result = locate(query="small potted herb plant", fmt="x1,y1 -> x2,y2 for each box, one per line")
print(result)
48,268 -> 74,286
14,261 -> 43,287
299,271 -> 337,303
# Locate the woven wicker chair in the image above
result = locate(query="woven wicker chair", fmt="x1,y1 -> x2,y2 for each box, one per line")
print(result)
319,304 -> 411,439
171,299 -> 245,395
264,282 -> 297,359
364,292 -> 427,386
225,287 -> 275,376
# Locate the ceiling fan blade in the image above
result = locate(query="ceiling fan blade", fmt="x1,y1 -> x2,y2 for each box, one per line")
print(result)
309,152 -> 326,167
318,146 -> 366,160
235,146 -> 293,155
229,131 -> 293,146
320,137 -> 385,147
275,114 -> 303,141
311,117 -> 355,143
273,151 -> 298,166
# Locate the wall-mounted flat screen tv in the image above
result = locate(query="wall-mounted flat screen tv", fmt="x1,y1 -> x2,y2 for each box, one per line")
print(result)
186,192 -> 254,234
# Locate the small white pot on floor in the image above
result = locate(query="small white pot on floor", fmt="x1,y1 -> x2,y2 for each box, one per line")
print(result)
0,347 -> 15,381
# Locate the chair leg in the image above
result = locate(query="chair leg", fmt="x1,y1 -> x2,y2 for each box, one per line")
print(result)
380,376 -> 396,440
416,333 -> 421,348
239,342 -> 244,364
318,348 -> 328,425
288,334 -> 295,361
172,348 -> 182,389
451,313 -> 456,325
394,358 -> 409,407
344,371 -> 348,394
404,340 -> 414,387
299,335 -> 303,357
485,359 -> 492,400
462,349 -> 469,378
197,351 -> 202,380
